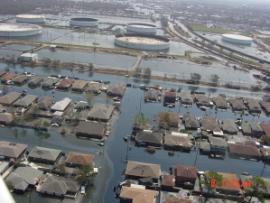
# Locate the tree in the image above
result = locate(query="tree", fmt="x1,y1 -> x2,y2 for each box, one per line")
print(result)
210,74 -> 219,86
158,112 -> 171,129
133,113 -> 148,130
133,67 -> 142,79
160,15 -> 169,28
76,164 -> 93,185
143,67 -> 151,79
88,63 -> 94,72
246,176 -> 267,203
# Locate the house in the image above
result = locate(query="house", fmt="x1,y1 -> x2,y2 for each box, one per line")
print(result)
28,76 -> 43,88
144,89 -> 160,102
6,166 -> 43,193
65,152 -> 94,168
87,103 -> 114,122
161,175 -> 176,191
18,53 -> 38,62
28,146 -> 63,165
41,77 -> 58,89
107,84 -> 126,98
0,112 -> 14,125
125,161 -> 161,181
171,165 -> 197,187
198,140 -> 211,155
194,94 -> 211,107
212,95 -> 227,109
164,90 -> 176,105
85,83 -> 102,94
163,196 -> 192,203
51,97 -> 71,112
221,120 -> 238,135
241,121 -> 252,136
250,122 -> 264,137
38,96 -> 53,110
183,113 -> 199,130
1,72 -> 17,83
0,161 -> 9,175
164,132 -> 193,151
209,136 -> 227,156
134,131 -> 163,147
71,80 -> 88,92
56,79 -> 74,90
228,98 -> 246,111
0,92 -> 21,106
228,143 -> 261,160
158,112 -> 179,129
76,121 -> 106,139
36,175 -> 80,198
13,94 -> 37,108
260,101 -> 270,115
13,74 -> 29,85
200,116 -> 220,132
119,186 -> 158,203
245,98 -> 261,114
0,141 -> 27,160
179,92 -> 193,105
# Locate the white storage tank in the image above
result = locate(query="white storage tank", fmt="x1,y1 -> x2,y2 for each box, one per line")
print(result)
16,14 -> 45,24
222,34 -> 253,45
127,23 -> 157,35
70,17 -> 98,27
0,23 -> 42,37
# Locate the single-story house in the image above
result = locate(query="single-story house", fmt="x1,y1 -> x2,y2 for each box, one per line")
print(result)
0,112 -> 14,125
28,76 -> 43,88
13,94 -> 37,108
125,160 -> 161,181
212,95 -> 227,109
36,175 -> 80,198
261,147 -> 270,162
13,74 -> 29,85
51,97 -> 71,112
228,143 -> 261,160
71,80 -> 88,92
144,89 -> 160,102
198,140 -> 211,155
1,72 -> 17,83
171,165 -> 197,187
0,141 -> 27,160
241,121 -> 252,136
107,84 -> 126,98
28,146 -> 63,165
209,136 -> 227,155
228,98 -> 246,111
76,121 -> 106,139
250,122 -> 264,137
221,120 -> 238,135
183,113 -> 199,130
164,132 -> 193,151
164,91 -> 176,105
38,96 -> 54,110
87,103 -> 114,122
179,92 -> 193,105
41,78 -> 58,89
119,186 -> 158,203
194,94 -> 211,107
0,92 -> 21,106
245,98 -> 261,114
161,175 -> 176,191
85,83 -> 102,94
135,131 -> 163,147
18,53 -> 38,62
56,79 -> 74,90
200,116 -> 220,132
65,152 -> 94,168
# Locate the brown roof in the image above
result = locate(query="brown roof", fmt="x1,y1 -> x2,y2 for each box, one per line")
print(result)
65,152 -> 94,167
38,96 -> 53,110
158,112 -> 179,128
0,141 -> 27,159
260,101 -> 270,114
200,116 -> 220,131
1,72 -> 17,81
71,80 -> 88,91
261,123 -> 270,136
161,175 -> 175,187
13,74 -> 29,84
228,143 -> 261,159
0,112 -> 14,124
164,134 -> 193,149
120,186 -> 157,203
56,79 -> 74,89
125,161 -> 161,179
0,92 -> 21,105
173,165 -> 197,180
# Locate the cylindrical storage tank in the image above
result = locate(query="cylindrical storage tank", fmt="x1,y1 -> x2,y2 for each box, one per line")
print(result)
127,23 -> 157,35
115,34 -> 170,51
222,34 -> 253,45
70,18 -> 98,27
0,23 -> 42,37
16,14 -> 45,24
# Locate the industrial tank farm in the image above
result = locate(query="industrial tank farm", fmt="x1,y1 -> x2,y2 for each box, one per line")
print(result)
222,34 -> 253,45
0,23 -> 42,37
16,14 -> 45,24
127,23 -> 157,35
70,17 -> 98,27
115,34 -> 170,51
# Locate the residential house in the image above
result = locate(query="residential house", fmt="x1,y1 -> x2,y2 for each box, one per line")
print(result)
171,165 -> 197,188
76,121 -> 106,139
0,141 -> 27,161
28,146 -> 63,165
135,131 -> 163,147
65,152 -> 94,168
0,92 -> 21,106
87,103 -> 114,122
119,186 -> 158,203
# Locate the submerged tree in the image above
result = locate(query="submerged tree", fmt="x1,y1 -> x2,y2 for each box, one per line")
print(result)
190,73 -> 201,84
133,113 -> 148,130
246,176 -> 267,203
210,74 -> 219,86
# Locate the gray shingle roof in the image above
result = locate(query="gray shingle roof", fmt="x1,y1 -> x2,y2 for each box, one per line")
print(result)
28,146 -> 62,162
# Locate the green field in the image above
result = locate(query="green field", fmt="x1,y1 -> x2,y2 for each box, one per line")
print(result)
189,23 -> 230,34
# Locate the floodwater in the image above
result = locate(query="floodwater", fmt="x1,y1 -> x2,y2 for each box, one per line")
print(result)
0,62 -> 269,203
